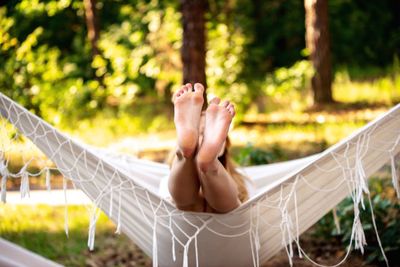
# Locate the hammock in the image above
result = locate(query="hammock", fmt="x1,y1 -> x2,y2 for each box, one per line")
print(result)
0,92 -> 399,267
0,238 -> 62,267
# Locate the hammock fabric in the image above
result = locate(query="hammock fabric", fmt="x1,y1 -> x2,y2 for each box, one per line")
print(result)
0,238 -> 62,267
0,92 -> 399,267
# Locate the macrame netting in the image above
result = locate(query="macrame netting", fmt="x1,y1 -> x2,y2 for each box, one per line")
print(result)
0,92 -> 399,267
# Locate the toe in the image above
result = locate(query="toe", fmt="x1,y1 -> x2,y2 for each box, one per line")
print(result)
194,83 -> 204,94
221,100 -> 230,108
227,105 -> 235,116
185,83 -> 192,91
174,87 -> 185,99
209,97 -> 221,105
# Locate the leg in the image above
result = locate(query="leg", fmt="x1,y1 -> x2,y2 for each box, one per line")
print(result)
197,98 -> 240,213
168,83 -> 204,211
168,150 -> 203,211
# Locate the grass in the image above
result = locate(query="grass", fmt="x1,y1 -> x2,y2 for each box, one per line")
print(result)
0,205 -> 97,265
0,205 -> 149,266
333,69 -> 400,105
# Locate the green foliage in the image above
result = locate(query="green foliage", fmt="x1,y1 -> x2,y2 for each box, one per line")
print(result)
313,178 -> 400,265
263,60 -> 314,111
329,0 -> 400,67
235,143 -> 286,166
1,0 -> 400,132
206,20 -> 251,119
0,0 -> 181,129
233,0 -> 306,79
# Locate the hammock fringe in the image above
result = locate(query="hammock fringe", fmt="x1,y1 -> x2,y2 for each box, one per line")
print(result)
1,91 -> 400,267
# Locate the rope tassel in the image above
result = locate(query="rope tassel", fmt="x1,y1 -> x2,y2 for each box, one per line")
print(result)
0,159 -> 7,203
20,172 -> 30,198
88,211 -> 98,251
45,168 -> 51,191
63,178 -> 69,238
355,158 -> 369,209
152,217 -> 158,267
1,174 -> 7,203
333,207 -> 341,235
353,216 -> 367,254
391,155 -> 400,198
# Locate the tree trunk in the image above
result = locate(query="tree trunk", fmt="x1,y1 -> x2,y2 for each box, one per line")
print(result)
83,0 -> 100,58
181,0 -> 208,109
305,0 -> 333,105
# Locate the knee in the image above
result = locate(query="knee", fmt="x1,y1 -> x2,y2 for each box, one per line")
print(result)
213,199 -> 241,213
196,157 -> 218,174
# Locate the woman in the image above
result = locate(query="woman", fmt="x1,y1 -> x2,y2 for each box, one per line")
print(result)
168,83 -> 248,213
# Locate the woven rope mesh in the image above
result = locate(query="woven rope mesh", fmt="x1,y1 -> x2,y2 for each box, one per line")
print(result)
1,92 -> 399,267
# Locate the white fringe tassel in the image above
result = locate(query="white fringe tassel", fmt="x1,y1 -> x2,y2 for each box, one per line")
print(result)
45,168 -> 51,191
0,160 -> 7,203
152,217 -> 158,267
20,172 -> 30,198
391,155 -> 400,198
88,210 -> 98,251
63,178 -> 69,238
1,174 -> 7,203
353,216 -> 367,254
333,207 -> 341,235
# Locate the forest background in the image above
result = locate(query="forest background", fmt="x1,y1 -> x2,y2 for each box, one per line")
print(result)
1,0 -> 399,136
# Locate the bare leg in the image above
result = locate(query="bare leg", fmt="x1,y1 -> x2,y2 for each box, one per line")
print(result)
168,83 -> 204,211
196,98 -> 240,213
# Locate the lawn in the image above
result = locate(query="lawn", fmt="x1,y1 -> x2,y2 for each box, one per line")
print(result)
0,205 -> 151,267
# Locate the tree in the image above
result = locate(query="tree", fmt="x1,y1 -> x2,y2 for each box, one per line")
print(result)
180,0 -> 208,108
83,0 -> 100,58
305,0 -> 334,105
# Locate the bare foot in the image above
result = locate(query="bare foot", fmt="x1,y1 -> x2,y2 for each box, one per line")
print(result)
196,98 -> 235,171
173,83 -> 204,158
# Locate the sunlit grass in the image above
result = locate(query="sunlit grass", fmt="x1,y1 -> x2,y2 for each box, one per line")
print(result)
333,69 -> 400,104
0,205 -> 126,266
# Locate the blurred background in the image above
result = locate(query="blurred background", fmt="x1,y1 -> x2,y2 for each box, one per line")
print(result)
0,0 -> 399,266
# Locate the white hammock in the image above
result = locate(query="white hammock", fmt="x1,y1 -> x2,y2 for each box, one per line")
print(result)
0,92 -> 399,267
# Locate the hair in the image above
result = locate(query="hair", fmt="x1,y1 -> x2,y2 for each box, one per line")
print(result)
217,137 -> 249,202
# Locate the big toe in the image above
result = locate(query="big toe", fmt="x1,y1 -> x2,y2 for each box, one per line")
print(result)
194,83 -> 204,94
